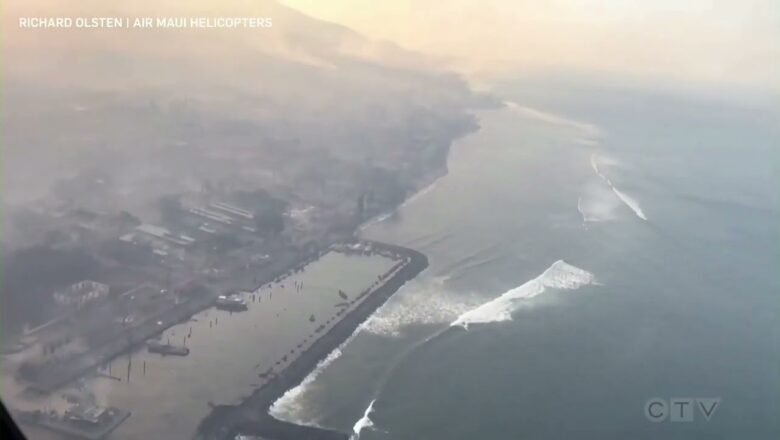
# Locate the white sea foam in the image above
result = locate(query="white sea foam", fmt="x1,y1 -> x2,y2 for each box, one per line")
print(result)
589,153 -> 647,221
269,326 -> 364,424
268,279 -> 467,423
268,284 -> 434,423
360,276 -> 477,337
451,260 -> 595,328
350,399 -> 376,439
577,183 -> 621,224
611,187 -> 647,221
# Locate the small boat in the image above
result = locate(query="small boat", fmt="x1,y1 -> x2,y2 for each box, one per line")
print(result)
215,294 -> 248,311
258,368 -> 275,379
147,342 -> 189,356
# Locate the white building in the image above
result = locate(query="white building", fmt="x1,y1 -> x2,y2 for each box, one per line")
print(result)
53,280 -> 109,307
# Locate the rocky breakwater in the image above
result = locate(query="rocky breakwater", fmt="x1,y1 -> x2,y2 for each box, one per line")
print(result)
196,240 -> 428,440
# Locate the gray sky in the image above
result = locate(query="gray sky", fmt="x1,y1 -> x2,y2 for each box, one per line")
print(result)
282,0 -> 780,93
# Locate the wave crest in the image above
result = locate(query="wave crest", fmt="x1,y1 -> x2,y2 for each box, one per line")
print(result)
269,325 -> 364,424
451,260 -> 595,328
350,399 -> 376,439
590,153 -> 647,221
360,277 -> 471,337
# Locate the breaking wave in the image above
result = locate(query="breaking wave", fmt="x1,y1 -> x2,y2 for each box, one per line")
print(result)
360,276 -> 475,338
611,187 -> 647,221
267,275 -> 451,423
451,260 -> 595,328
590,153 -> 647,221
269,324 -> 365,424
350,399 -> 376,439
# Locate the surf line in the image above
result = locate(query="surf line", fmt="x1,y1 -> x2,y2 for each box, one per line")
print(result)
590,153 -> 647,221
348,324 -> 451,438
352,259 -> 596,437
348,311 -> 469,438
451,260 -> 595,328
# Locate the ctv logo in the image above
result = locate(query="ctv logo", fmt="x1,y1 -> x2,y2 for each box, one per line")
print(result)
644,398 -> 721,422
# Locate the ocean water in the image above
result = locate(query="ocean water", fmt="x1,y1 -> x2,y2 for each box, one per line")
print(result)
269,82 -> 780,439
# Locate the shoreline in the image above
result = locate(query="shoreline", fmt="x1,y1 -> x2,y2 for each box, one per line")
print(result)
359,164 -> 449,234
7,112 -> 472,439
193,109 -> 477,440
195,240 -> 428,440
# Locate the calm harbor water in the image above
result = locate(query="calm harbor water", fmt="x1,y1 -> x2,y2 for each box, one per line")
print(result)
10,251 -> 397,440
269,83 -> 780,440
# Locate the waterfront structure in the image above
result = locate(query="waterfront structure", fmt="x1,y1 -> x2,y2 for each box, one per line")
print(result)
147,341 -> 190,356
16,404 -> 131,440
215,294 -> 248,311
53,281 -> 109,308
134,223 -> 195,246
210,201 -> 255,221
187,200 -> 259,233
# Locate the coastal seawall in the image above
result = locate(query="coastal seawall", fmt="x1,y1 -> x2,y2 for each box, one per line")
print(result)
196,241 -> 429,440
